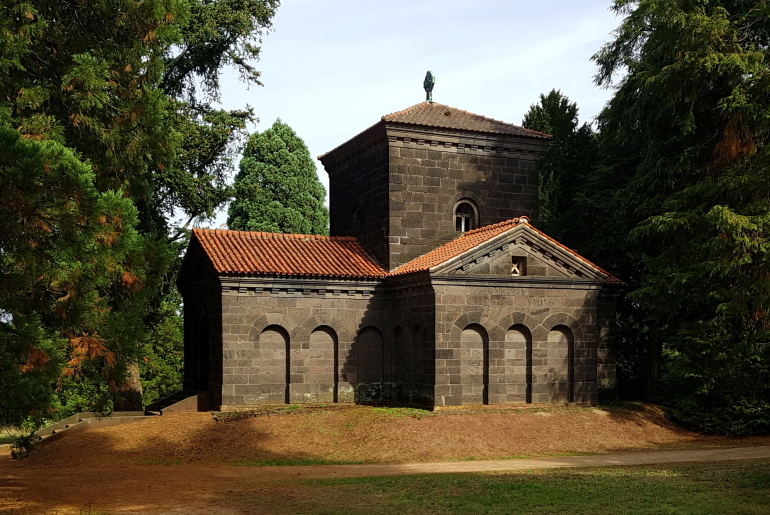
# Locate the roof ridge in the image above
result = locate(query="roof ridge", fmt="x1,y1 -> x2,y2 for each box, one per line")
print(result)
192,228 -> 356,241
464,217 -> 525,236
381,102 -> 549,138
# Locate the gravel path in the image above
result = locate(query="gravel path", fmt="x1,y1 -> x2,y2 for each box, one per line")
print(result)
229,445 -> 770,480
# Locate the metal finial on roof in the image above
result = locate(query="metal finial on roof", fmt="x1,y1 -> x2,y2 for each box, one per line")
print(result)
423,71 -> 435,102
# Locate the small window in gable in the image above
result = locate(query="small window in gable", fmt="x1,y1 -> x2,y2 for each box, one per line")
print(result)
511,257 -> 527,277
455,202 -> 477,232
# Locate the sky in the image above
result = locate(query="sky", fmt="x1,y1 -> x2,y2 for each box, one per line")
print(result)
209,0 -> 623,228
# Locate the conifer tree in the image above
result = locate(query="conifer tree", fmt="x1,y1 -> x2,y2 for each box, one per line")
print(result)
228,120 -> 329,235
0,0 -> 279,419
584,0 -> 770,433
522,90 -> 598,241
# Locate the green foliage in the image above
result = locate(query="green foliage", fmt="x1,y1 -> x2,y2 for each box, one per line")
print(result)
138,290 -> 184,406
228,120 -> 329,235
0,126 -> 145,425
575,0 -> 770,432
522,90 -> 599,241
0,0 -> 279,424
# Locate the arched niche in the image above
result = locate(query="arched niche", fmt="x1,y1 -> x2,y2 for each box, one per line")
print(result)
504,324 -> 532,404
257,325 -> 290,404
356,326 -> 383,384
392,325 -> 406,384
289,326 -> 337,404
545,325 -> 575,403
460,324 -> 489,405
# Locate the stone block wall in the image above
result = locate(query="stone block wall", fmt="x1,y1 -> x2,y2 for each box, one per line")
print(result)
323,126 -> 391,268
180,277 -> 223,406
385,126 -> 545,270
216,277 -> 389,409
181,270 -> 614,410
432,277 -> 602,407
320,123 -> 548,271
597,290 -> 620,400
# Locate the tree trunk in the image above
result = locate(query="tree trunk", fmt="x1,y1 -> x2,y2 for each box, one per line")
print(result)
114,362 -> 144,411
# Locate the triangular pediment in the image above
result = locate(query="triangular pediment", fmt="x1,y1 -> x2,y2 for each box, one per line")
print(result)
430,224 -> 619,283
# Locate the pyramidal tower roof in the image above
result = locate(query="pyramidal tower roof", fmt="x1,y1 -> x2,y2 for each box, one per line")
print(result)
382,102 -> 550,139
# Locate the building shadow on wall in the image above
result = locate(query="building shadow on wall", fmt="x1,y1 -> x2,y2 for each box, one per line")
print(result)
339,280 -> 436,408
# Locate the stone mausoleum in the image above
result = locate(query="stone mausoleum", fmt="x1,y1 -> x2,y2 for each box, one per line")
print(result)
177,100 -> 622,410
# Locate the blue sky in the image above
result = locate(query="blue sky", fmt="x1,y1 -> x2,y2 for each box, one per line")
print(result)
210,0 -> 622,227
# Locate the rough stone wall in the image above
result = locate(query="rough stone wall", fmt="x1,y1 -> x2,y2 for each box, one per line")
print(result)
185,271 -> 612,410
320,123 -> 547,271
217,277 -> 387,410
386,126 -> 545,270
596,290 -> 620,400
432,277 -> 602,407
180,277 -> 223,407
383,274 -> 436,406
323,126 -> 391,268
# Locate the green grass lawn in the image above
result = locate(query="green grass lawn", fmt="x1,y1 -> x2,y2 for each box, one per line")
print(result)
0,426 -> 23,445
223,459 -> 770,514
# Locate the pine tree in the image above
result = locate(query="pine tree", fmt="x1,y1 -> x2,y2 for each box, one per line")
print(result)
228,120 -> 329,235
0,127 -> 146,424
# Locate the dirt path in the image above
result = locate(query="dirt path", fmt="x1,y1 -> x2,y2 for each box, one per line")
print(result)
3,446 -> 770,514
3,405 -> 770,514
243,445 -> 770,479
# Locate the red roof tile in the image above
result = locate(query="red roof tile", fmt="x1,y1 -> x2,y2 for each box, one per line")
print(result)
192,220 -> 620,283
391,217 -> 622,283
390,218 -> 529,276
318,102 -> 551,160
192,228 -> 387,279
382,102 -> 551,139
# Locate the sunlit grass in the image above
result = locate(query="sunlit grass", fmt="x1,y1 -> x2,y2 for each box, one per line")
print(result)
223,459 -> 770,514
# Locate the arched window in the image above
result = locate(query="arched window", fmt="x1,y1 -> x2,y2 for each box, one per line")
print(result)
455,202 -> 477,232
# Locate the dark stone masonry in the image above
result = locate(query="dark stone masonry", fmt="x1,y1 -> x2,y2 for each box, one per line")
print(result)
178,102 -> 622,410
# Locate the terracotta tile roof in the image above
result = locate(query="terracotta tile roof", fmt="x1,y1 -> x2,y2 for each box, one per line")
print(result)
390,217 -> 621,283
382,102 -> 551,139
192,228 -> 387,279
390,218 -> 528,276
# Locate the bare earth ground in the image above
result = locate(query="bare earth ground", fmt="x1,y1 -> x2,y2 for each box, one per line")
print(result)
2,404 -> 770,514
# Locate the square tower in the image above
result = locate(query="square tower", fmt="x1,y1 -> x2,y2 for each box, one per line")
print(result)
319,102 -> 550,271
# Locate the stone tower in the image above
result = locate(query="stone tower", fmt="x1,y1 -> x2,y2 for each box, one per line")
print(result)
318,102 -> 550,271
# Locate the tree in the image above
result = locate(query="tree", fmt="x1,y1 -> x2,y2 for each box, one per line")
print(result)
588,0 -> 770,433
228,120 -> 329,235
0,126 -> 145,425
522,90 -> 599,242
0,0 -> 278,420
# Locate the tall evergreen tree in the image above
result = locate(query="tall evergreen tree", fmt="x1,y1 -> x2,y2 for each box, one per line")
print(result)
586,0 -> 770,433
228,120 -> 329,235
522,90 -> 599,242
0,0 -> 279,420
0,127 -> 145,426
